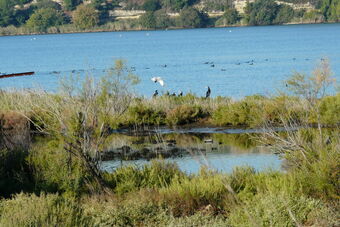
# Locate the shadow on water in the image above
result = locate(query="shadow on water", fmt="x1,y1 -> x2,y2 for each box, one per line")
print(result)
101,130 -> 283,174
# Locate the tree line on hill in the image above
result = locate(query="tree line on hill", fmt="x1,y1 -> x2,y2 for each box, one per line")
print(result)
0,0 -> 339,33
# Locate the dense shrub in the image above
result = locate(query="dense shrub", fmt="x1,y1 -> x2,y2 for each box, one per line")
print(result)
126,104 -> 166,126
72,4 -> 99,29
139,11 -> 157,28
0,149 -> 33,198
26,8 -> 65,32
215,8 -> 240,26
143,0 -> 161,11
319,93 -> 340,125
0,193 -> 91,226
228,193 -> 336,226
244,0 -> 280,25
178,7 -> 208,28
166,104 -> 206,125
159,169 -> 231,216
28,140 -> 88,195
105,160 -> 184,194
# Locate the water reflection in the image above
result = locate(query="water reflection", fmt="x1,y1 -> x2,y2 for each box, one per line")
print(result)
102,133 -> 282,174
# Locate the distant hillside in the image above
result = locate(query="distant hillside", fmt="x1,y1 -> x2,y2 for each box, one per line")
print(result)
0,0 -> 339,36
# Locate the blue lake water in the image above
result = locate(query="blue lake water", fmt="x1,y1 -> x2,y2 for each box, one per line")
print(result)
101,132 -> 282,174
1,23 -> 339,98
102,152 -> 282,174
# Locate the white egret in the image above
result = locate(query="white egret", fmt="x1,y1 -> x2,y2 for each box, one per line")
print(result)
151,77 -> 165,86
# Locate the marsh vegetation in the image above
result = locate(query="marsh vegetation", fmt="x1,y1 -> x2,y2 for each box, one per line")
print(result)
0,59 -> 339,226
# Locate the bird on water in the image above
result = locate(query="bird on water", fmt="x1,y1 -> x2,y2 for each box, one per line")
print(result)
206,86 -> 211,98
151,77 -> 165,86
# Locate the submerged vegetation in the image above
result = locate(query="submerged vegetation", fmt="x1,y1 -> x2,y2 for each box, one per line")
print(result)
0,59 -> 339,226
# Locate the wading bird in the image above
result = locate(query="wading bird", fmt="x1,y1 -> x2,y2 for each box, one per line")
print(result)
151,77 -> 165,86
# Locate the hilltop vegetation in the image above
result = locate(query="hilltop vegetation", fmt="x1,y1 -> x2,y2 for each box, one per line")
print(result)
0,0 -> 339,35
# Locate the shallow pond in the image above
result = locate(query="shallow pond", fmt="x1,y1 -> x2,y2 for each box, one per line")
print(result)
101,130 -> 282,174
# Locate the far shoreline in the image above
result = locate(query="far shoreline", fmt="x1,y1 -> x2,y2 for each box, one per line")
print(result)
0,21 -> 338,38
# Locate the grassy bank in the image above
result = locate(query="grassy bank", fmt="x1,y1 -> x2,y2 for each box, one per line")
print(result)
1,89 -> 339,131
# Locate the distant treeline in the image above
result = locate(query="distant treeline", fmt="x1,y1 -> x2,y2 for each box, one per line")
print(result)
0,0 -> 339,35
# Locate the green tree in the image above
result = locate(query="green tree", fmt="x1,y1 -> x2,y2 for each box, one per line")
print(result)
63,0 -> 82,11
139,11 -> 156,28
178,7 -> 208,28
26,8 -> 65,32
274,4 -> 294,24
160,0 -> 196,12
155,9 -> 172,28
244,0 -> 279,25
36,0 -> 62,10
91,0 -> 115,23
321,0 -> 340,21
216,7 -> 239,26
13,7 -> 35,26
0,0 -> 14,27
143,0 -> 161,11
303,9 -> 325,22
72,4 -> 99,29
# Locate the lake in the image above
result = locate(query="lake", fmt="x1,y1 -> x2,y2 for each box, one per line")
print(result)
1,23 -> 339,98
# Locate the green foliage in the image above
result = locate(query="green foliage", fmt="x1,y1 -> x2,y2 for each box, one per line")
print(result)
245,0 -> 280,25
165,104 -> 206,125
63,0 -> 82,11
139,11 -> 156,28
215,7 -> 240,26
126,104 -> 166,126
274,4 -> 295,24
28,140 -> 87,195
154,9 -> 172,28
178,7 -> 208,28
212,99 -> 264,127
319,93 -> 340,124
0,193 -> 92,226
105,160 -> 183,194
83,198 -> 166,226
0,149 -> 33,198
26,8 -> 65,32
139,10 -> 173,29
72,4 -> 99,29
160,0 -> 197,11
35,0 -> 62,10
202,0 -> 232,11
143,0 -> 161,11
160,169 -> 231,216
228,193 -> 333,227
302,9 -> 325,22
0,0 -> 15,26
321,0 -> 340,21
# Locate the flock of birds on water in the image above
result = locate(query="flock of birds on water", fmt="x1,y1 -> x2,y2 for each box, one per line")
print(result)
2,57 -> 326,98
148,57 -> 323,98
